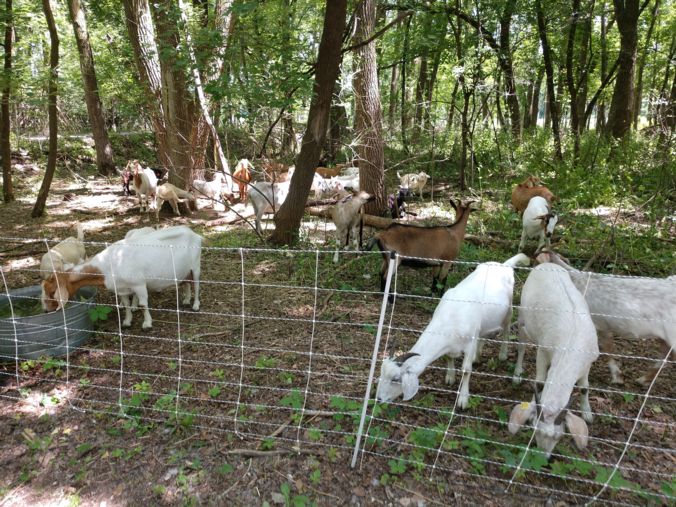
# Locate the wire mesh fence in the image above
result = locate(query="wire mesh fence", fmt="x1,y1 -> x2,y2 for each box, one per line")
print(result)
0,235 -> 673,505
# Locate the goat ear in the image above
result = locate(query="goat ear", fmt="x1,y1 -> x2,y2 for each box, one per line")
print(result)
508,401 -> 536,434
401,372 -> 420,401
565,412 -> 589,450
55,285 -> 70,311
535,214 -> 549,222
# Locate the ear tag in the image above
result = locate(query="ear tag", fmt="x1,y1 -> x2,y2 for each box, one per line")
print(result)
520,401 -> 530,410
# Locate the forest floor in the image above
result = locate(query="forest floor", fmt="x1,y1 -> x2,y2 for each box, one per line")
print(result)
0,155 -> 674,506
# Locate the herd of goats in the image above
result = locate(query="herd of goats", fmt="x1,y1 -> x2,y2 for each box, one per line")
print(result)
35,162 -> 675,459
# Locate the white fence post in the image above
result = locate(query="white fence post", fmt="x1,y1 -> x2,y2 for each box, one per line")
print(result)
351,251 -> 397,468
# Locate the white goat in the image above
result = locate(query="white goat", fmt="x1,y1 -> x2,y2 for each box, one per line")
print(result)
508,263 -> 599,458
331,174 -> 359,191
397,171 -> 430,196
39,224 -> 87,279
534,249 -> 676,385
132,163 -> 158,213
156,183 -> 195,217
519,196 -> 558,252
376,253 -> 530,409
331,191 -> 373,263
41,226 -> 202,330
250,180 -> 291,234
192,172 -> 228,207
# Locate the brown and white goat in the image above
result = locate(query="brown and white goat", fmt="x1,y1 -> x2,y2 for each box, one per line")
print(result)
233,159 -> 253,203
511,176 -> 556,215
131,160 -> 158,213
41,226 -> 202,330
369,199 -> 475,299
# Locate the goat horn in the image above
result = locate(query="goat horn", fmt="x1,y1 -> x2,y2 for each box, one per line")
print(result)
531,380 -> 542,415
448,198 -> 457,210
554,398 -> 573,425
394,352 -> 420,365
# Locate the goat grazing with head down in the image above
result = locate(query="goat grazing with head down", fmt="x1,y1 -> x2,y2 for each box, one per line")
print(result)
533,248 -> 676,385
41,226 -> 202,330
397,171 -> 430,196
519,196 -> 558,252
331,191 -> 373,263
508,263 -> 599,459
369,198 -> 475,299
233,158 -> 253,203
156,183 -> 195,218
511,176 -> 556,215
376,254 -> 531,409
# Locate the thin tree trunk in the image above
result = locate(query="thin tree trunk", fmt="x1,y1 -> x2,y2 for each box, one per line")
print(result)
536,0 -> 563,159
530,66 -> 544,128
424,18 -> 448,132
498,0 -> 521,140
632,0 -> 659,129
270,0 -> 347,245
32,0 -> 59,218
400,15 -> 412,154
1,0 -> 14,203
607,0 -> 640,139
388,63 -> 399,129
353,0 -> 385,215
566,0 -> 582,157
598,0 -> 608,131
66,0 -> 115,175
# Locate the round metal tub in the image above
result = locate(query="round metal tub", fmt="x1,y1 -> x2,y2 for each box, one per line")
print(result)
0,285 -> 97,361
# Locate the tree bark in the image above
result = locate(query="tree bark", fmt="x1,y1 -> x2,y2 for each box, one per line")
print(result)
388,62 -> 399,129
32,0 -> 59,218
400,15 -> 412,154
530,66 -> 544,129
1,0 -> 14,203
122,0 -> 170,168
632,0 -> 659,129
498,0 -> 521,140
597,0 -> 609,131
607,0 -> 640,139
66,0 -> 115,175
353,0 -> 385,215
535,0 -> 563,160
270,0 -> 347,245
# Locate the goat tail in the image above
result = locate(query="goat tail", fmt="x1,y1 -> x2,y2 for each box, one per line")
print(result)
75,223 -> 85,242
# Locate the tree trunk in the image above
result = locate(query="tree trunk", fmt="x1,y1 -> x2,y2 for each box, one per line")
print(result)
122,0 -> 170,168
270,0 -> 347,245
66,0 -> 115,175
177,0 -> 233,192
536,0 -> 563,159
400,15 -> 412,154
632,0 -> 659,129
388,63 -> 399,129
597,1 -> 608,131
1,0 -> 14,203
499,0 -> 521,140
607,0 -> 640,139
423,18 -> 448,132
281,110 -> 297,156
530,66 -> 544,128
32,0 -> 59,218
353,0 -> 385,215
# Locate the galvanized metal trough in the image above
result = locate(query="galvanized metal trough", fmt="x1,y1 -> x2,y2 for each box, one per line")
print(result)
0,285 -> 97,361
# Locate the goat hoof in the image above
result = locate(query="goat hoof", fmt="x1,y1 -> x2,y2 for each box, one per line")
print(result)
457,394 -> 469,409
192,303 -> 200,311
142,323 -> 152,330
610,376 -> 625,385
512,375 -> 523,385
636,375 -> 650,387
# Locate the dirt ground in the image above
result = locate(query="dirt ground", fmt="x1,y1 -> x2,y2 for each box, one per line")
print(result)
0,171 -> 673,506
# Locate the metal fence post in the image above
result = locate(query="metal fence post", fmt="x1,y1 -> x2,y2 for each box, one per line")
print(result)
351,251 -> 396,468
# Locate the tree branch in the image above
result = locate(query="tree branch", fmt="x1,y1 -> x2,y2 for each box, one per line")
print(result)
584,57 -> 621,123
342,10 -> 412,53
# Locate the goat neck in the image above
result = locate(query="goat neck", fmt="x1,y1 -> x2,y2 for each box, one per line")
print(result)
449,204 -> 473,231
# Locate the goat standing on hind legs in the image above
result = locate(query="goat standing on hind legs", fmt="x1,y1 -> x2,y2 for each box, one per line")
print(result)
368,198 -> 476,301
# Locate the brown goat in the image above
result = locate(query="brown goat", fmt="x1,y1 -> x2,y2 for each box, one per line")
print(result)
511,176 -> 556,215
369,199 -> 476,299
315,166 -> 341,178
233,158 -> 253,203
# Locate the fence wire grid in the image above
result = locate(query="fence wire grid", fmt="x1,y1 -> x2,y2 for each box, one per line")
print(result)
0,236 -> 674,505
